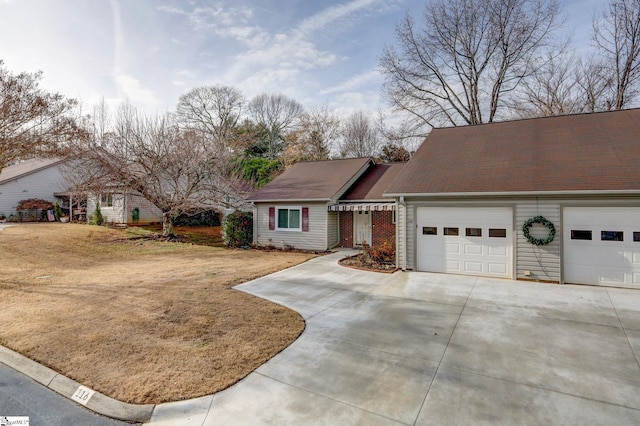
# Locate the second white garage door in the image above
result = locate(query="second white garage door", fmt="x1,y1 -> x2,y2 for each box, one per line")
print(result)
564,207 -> 640,287
416,207 -> 513,278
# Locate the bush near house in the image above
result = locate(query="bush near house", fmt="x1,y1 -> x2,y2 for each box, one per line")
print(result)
16,198 -> 54,222
222,211 -> 253,248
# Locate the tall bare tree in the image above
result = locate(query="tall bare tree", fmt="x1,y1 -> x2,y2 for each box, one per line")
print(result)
339,111 -> 380,158
248,93 -> 304,159
0,61 -> 80,171
176,85 -> 245,149
592,0 -> 640,109
70,104 -> 242,236
380,0 -> 563,132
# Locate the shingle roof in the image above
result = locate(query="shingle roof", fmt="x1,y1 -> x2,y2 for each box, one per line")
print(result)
248,157 -> 374,202
385,109 -> 640,195
341,163 -> 406,201
0,158 -> 64,185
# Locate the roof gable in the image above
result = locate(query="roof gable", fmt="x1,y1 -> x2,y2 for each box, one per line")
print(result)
0,158 -> 65,185
248,157 -> 374,202
385,109 -> 640,195
341,163 -> 406,201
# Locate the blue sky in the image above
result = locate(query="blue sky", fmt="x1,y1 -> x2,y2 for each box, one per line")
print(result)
0,0 -> 605,117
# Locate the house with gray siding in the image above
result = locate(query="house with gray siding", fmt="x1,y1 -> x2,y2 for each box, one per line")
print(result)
385,108 -> 640,289
0,158 -> 162,224
0,158 -> 67,219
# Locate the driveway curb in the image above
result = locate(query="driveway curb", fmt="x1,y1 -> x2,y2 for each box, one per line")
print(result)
0,345 -> 154,422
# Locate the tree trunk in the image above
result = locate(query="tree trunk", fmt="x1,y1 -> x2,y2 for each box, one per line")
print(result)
162,212 -> 174,237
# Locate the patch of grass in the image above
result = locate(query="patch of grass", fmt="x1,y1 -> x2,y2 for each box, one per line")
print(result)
0,224 -> 314,404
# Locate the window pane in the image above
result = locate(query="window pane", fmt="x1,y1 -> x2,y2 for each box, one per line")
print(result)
444,227 -> 459,236
489,228 -> 507,238
571,230 -> 592,240
466,228 -> 482,237
601,231 -> 624,241
278,209 -> 289,228
289,209 -> 300,229
634,232 -> 640,242
422,226 -> 437,235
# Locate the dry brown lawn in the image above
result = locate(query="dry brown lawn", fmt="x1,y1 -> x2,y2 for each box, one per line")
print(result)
0,224 -> 314,404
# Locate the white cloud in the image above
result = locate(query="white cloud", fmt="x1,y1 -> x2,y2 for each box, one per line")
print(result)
320,69 -> 382,95
114,73 -> 163,109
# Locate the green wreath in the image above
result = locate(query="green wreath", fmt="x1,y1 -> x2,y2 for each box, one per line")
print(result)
522,215 -> 556,246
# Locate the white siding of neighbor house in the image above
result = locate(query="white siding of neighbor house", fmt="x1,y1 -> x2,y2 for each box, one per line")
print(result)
254,202 -> 328,250
0,165 -> 66,217
516,204 -> 561,282
86,193 -> 162,224
327,211 -> 339,248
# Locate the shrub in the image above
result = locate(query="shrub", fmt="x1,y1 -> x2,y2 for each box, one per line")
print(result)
90,202 -> 104,226
221,211 -> 253,248
362,240 -> 396,264
174,210 -> 221,226
54,201 -> 63,221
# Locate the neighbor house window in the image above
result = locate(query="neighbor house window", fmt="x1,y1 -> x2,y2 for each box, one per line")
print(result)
634,232 -> 640,242
277,207 -> 301,231
100,193 -> 113,207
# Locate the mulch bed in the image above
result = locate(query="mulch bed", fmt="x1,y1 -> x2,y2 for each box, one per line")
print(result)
339,253 -> 398,273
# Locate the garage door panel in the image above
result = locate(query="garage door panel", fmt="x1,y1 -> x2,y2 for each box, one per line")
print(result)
417,207 -> 512,278
464,244 -> 483,255
564,207 -> 640,288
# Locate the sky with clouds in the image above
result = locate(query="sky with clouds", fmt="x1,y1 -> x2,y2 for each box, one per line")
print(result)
0,0 -> 606,117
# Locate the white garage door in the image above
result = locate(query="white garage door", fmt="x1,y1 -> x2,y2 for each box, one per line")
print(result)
564,207 -> 640,287
416,207 -> 513,278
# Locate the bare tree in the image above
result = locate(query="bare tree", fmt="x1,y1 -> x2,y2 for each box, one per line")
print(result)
592,0 -> 640,109
380,0 -> 563,132
176,85 -> 245,148
339,111 -> 380,158
248,93 -> 304,159
511,52 -> 586,117
70,104 -> 242,236
283,106 -> 341,166
0,61 -> 80,171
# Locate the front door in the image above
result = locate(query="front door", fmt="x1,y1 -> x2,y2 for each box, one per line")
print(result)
354,210 -> 372,246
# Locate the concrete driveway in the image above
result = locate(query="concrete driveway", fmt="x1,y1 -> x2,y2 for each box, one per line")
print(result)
148,251 -> 640,425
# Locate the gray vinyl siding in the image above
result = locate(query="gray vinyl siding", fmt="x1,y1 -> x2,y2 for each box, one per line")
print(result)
255,202 -> 329,250
327,211 -> 339,248
405,205 -> 416,270
516,204 -> 561,282
0,165 -> 65,216
87,193 -> 162,224
396,201 -> 407,269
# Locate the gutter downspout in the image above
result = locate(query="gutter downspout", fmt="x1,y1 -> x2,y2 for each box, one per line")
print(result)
399,196 -> 407,271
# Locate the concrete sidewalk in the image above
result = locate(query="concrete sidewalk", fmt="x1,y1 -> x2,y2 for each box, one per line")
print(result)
147,251 -> 640,425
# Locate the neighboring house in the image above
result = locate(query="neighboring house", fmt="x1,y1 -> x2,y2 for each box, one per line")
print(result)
248,157 -> 403,251
0,158 -> 163,224
86,190 -> 163,224
0,158 -> 67,218
385,108 -> 640,288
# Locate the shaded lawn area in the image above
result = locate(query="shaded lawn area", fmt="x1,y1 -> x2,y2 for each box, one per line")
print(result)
0,224 -> 314,404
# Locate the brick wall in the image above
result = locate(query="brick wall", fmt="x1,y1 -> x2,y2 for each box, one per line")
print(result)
339,210 -> 395,248
372,210 -> 395,247
339,211 -> 353,247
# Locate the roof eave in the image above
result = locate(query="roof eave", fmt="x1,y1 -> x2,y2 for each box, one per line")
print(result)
383,189 -> 640,198
249,198 -> 332,203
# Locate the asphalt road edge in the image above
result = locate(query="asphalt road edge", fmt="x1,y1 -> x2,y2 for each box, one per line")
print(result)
0,345 -> 154,422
